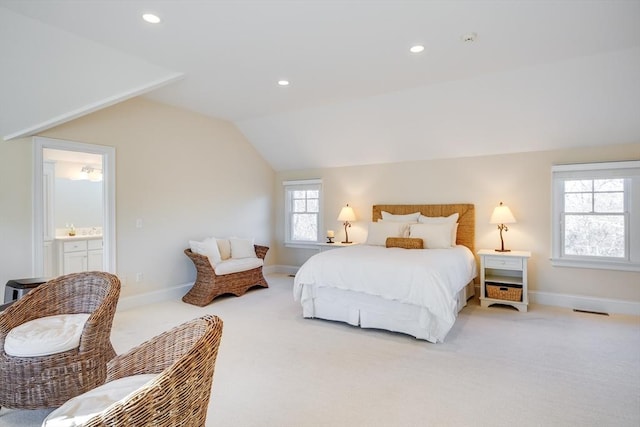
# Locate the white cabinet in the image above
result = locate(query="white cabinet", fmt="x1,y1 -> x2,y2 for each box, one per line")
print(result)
59,238 -> 103,274
62,240 -> 88,274
478,249 -> 531,312
87,239 -> 103,271
64,251 -> 87,274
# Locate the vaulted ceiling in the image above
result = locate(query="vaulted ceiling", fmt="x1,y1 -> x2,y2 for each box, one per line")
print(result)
1,1 -> 639,171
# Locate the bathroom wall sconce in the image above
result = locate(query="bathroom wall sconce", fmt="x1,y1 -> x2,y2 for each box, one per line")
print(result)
74,165 -> 103,182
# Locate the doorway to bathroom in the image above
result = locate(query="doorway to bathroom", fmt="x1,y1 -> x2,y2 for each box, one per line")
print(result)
33,137 -> 115,277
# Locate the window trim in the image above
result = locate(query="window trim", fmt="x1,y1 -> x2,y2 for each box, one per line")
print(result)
283,179 -> 323,245
551,160 -> 640,272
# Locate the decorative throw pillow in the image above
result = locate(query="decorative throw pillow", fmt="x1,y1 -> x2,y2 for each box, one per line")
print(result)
365,222 -> 405,246
379,219 -> 417,237
189,239 -> 206,255
216,239 -> 232,260
385,237 -> 424,249
409,223 -> 454,249
230,238 -> 257,259
189,237 -> 222,265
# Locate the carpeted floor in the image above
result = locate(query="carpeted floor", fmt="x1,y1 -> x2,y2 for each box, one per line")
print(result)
1,273 -> 639,426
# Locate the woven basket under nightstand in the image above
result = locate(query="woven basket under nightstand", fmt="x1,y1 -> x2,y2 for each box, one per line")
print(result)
486,284 -> 523,302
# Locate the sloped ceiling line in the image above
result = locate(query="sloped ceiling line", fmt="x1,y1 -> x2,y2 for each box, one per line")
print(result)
3,72 -> 184,141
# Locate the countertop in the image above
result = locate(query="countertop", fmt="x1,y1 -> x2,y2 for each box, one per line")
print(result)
55,235 -> 103,241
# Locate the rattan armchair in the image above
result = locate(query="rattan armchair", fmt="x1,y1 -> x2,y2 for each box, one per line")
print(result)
74,315 -> 223,427
0,272 -> 121,409
183,245 -> 269,306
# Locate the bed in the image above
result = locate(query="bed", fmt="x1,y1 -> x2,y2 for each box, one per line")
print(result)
293,204 -> 477,343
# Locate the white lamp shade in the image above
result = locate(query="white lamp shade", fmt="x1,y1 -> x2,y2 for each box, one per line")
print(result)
337,205 -> 356,222
490,203 -> 516,224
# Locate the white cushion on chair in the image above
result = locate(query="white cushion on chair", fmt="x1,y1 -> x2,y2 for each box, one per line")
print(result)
4,313 -> 91,357
214,257 -> 263,275
42,374 -> 158,427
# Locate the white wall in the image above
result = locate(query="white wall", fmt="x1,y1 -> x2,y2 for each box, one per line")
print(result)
0,138 -> 33,293
275,143 -> 640,307
0,97 -> 275,298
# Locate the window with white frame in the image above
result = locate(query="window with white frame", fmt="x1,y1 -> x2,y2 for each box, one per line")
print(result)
283,179 -> 322,244
551,160 -> 640,271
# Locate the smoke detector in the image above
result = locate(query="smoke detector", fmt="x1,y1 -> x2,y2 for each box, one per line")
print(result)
461,32 -> 477,43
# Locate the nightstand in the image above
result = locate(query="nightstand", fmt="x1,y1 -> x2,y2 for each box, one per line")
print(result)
478,249 -> 531,312
316,242 -> 357,252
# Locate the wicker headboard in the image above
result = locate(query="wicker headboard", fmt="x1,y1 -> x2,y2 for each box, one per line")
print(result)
372,204 -> 475,253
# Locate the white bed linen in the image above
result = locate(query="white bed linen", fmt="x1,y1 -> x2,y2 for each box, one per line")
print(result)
293,245 -> 477,342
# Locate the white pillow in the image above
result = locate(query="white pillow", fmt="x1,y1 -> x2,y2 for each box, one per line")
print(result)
418,213 -> 459,246
418,212 -> 459,224
365,222 -> 405,246
5,313 -> 91,357
189,239 -> 206,255
381,211 -> 420,222
409,223 -> 455,249
43,374 -> 158,427
189,237 -> 222,265
230,238 -> 257,259
451,223 -> 459,246
216,239 -> 231,260
378,219 -> 414,238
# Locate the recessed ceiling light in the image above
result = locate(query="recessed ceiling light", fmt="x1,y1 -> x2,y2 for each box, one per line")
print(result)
142,13 -> 161,24
409,45 -> 425,54
277,80 -> 290,86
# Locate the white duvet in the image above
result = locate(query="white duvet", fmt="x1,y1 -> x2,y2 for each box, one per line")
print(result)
293,244 -> 477,340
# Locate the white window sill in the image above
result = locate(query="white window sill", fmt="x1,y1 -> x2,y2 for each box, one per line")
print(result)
551,258 -> 640,272
284,242 -> 321,250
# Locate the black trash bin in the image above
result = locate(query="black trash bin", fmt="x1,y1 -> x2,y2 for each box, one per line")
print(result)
4,277 -> 49,304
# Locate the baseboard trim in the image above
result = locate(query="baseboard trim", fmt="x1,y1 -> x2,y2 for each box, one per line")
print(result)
529,291 -> 640,316
117,271 -> 640,316
117,266 -> 295,311
473,285 -> 638,315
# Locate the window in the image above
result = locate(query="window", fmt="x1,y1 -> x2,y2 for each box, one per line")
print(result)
283,179 -> 322,244
551,161 -> 640,271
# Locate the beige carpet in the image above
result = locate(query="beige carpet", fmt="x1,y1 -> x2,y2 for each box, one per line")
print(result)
1,273 -> 639,426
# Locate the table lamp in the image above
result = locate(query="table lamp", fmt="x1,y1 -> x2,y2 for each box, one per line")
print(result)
337,204 -> 356,244
490,202 -> 516,252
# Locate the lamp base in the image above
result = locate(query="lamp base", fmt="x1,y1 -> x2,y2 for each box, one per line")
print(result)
494,248 -> 511,252
341,241 -> 352,244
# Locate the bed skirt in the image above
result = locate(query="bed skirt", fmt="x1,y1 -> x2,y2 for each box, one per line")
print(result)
299,280 -> 475,343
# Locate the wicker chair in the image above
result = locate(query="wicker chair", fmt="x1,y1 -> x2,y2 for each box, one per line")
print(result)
0,272 -> 121,409
182,245 -> 269,307
61,315 -> 224,427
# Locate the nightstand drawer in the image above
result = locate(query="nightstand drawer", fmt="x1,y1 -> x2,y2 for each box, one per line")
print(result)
484,256 -> 523,270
